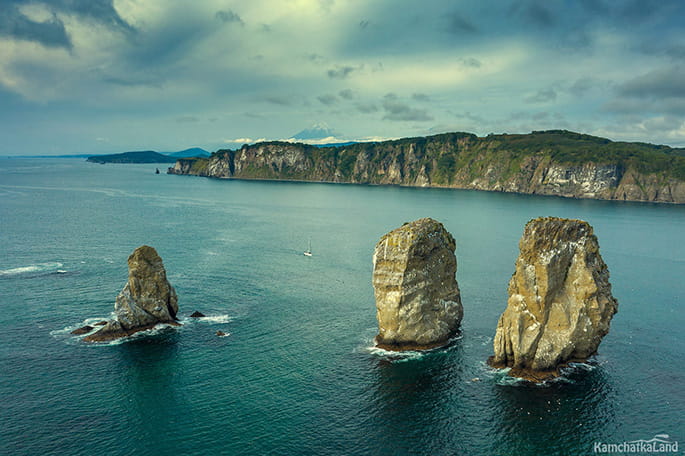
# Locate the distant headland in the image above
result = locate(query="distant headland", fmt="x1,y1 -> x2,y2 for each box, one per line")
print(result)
87,148 -> 209,164
168,130 -> 685,204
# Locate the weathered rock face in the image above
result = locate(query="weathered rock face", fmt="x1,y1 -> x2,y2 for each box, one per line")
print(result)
490,217 -> 618,381
372,218 -> 463,350
85,246 -> 179,342
168,132 -> 685,204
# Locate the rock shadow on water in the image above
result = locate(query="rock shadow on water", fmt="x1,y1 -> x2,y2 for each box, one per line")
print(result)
486,360 -> 617,455
111,333 -> 190,447
365,336 -> 469,455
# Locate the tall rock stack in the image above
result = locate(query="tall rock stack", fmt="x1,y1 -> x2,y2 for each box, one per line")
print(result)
372,218 -> 463,350
489,217 -> 618,381
85,245 -> 179,342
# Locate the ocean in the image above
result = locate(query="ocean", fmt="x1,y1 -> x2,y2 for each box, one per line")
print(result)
0,158 -> 683,456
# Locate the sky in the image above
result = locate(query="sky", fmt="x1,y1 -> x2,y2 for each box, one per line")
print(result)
2,0 -> 685,155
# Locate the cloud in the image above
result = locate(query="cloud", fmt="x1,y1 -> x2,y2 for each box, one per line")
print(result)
578,0 -> 609,14
382,93 -> 433,121
215,10 -> 244,26
317,94 -> 338,105
355,102 -> 378,114
412,93 -> 430,102
593,115 -> 685,146
327,65 -> 356,79
511,1 -> 555,27
460,57 -> 481,68
617,66 -> 685,99
446,13 -> 478,34
101,73 -> 164,88
604,67 -> 685,115
568,78 -> 597,97
54,0 -> 133,32
454,111 -> 486,124
525,88 -> 557,103
224,137 -> 267,144
618,0 -> 670,21
0,0 -> 135,48
0,5 -> 71,49
339,89 -> 354,100
263,95 -> 294,106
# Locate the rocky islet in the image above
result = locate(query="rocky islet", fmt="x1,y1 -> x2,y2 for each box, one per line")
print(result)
84,245 -> 179,342
372,218 -> 463,350
489,217 -> 618,381
79,217 -> 618,383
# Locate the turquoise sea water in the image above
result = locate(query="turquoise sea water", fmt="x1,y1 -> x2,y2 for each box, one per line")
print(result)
0,159 -> 683,456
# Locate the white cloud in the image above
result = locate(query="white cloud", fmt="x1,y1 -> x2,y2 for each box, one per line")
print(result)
224,137 -> 267,144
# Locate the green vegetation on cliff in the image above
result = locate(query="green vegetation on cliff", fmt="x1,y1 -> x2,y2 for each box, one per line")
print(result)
170,130 -> 685,204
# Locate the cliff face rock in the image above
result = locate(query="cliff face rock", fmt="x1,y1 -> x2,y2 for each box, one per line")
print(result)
489,217 -> 618,381
372,218 -> 463,350
168,131 -> 685,204
85,246 -> 179,342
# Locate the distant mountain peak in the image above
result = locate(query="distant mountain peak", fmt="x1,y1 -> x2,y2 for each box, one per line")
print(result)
291,122 -> 339,141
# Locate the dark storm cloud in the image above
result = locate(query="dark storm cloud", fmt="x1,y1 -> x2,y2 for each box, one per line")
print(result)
49,0 -> 134,32
0,0 -> 133,49
0,5 -> 71,49
215,10 -> 244,26
382,93 -> 433,121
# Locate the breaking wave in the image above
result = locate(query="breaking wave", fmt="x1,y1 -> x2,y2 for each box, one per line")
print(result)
489,360 -> 599,387
364,333 -> 463,362
0,262 -> 66,278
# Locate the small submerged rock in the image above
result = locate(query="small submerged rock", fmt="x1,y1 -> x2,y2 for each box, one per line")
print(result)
489,217 -> 618,382
372,218 -> 463,351
85,245 -> 180,342
70,325 -> 93,335
216,331 -> 227,337
189,311 -> 205,318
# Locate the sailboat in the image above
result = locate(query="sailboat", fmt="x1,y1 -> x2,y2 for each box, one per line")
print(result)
303,238 -> 313,257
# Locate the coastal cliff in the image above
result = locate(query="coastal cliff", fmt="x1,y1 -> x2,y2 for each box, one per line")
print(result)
168,130 -> 685,204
